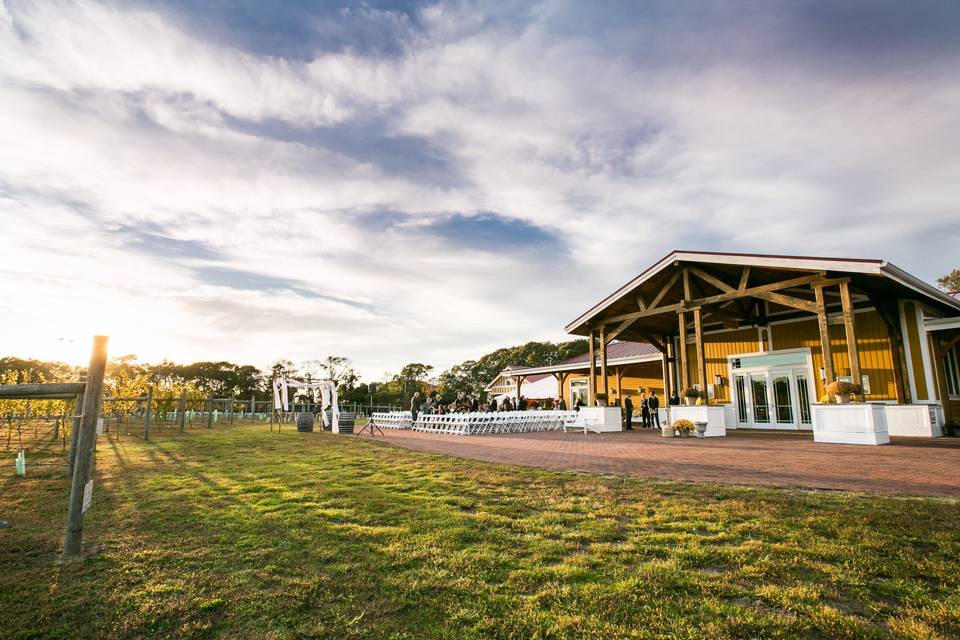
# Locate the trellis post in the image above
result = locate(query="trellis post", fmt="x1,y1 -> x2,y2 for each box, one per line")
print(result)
63,335 -> 108,558
143,385 -> 152,440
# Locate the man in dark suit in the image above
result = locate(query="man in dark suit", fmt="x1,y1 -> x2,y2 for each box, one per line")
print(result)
410,392 -> 422,423
648,391 -> 661,428
623,393 -> 634,430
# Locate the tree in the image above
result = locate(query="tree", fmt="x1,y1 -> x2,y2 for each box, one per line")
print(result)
938,268 -> 960,295
436,339 -> 589,400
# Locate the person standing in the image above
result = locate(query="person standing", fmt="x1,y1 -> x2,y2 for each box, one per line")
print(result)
623,393 -> 634,430
410,392 -> 422,423
648,391 -> 661,428
558,397 -> 567,410
669,391 -> 681,406
640,391 -> 650,428
488,396 -> 497,412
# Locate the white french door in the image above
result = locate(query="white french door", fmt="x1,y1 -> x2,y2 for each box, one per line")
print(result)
733,369 -> 813,430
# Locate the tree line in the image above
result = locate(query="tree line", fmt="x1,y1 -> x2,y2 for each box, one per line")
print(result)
0,338 -> 589,413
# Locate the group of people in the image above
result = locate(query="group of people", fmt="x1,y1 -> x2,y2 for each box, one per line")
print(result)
409,388 -> 678,428
622,390 -> 662,430
409,392 -> 570,421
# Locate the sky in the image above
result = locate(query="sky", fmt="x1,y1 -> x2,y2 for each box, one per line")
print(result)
1,0 -> 959,379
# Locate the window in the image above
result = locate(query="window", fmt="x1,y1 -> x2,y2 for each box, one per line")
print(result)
946,346 -> 960,398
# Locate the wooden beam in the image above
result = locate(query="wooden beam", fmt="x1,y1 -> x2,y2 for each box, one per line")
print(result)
599,325 -> 609,402
738,266 -> 751,291
588,329 -> 596,405
839,282 -> 862,401
605,317 -> 636,344
688,265 -> 735,293
752,290 -> 818,314
694,308 -> 708,405
0,382 -> 86,399
648,271 -> 682,310
661,336 -> 671,402
678,311 -> 689,391
603,273 -> 830,325
814,286 -> 834,385
636,294 -> 647,311
682,267 -> 692,301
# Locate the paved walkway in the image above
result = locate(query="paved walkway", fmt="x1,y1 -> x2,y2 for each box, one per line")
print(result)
369,428 -> 960,497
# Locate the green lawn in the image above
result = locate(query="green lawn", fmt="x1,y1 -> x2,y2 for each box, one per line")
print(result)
2,425 -> 959,639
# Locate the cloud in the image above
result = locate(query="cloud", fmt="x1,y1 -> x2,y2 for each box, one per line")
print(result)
1,0 -> 958,377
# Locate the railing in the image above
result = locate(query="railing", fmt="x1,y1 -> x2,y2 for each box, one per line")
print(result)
367,409 -> 586,436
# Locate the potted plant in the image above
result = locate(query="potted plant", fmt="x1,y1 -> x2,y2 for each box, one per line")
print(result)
825,381 -> 860,404
595,393 -> 608,407
693,421 -> 708,438
672,419 -> 694,437
682,388 -> 701,406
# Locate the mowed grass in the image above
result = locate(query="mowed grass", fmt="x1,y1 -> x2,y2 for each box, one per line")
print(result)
2,425 -> 959,639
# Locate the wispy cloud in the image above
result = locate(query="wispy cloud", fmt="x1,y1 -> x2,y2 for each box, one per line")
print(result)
1,0 -> 958,375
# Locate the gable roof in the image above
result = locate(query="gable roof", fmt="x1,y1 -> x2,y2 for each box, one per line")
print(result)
565,250 -> 960,335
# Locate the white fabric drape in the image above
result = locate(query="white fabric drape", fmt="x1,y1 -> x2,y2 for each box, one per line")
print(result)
272,378 -> 340,431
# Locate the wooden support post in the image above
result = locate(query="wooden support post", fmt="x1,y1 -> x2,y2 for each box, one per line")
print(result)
63,335 -> 108,558
839,282 -> 862,400
588,329 -> 597,405
814,285 -> 834,385
615,366 -> 623,401
67,393 -> 83,478
143,386 -> 152,441
250,395 -> 255,421
207,394 -> 214,428
678,312 -> 689,391
661,340 -> 671,401
599,325 -> 609,402
694,308 -> 708,405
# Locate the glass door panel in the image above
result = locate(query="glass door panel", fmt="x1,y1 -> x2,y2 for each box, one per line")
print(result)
796,373 -> 812,424
773,375 -> 794,424
750,375 -> 770,423
735,375 -> 748,423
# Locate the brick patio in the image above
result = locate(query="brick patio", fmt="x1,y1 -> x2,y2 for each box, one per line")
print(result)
368,428 -> 960,497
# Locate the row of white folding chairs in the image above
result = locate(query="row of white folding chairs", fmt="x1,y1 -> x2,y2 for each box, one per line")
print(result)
368,411 -> 412,430
412,410 -> 579,436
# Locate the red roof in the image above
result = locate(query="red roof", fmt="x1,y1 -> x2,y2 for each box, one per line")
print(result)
559,341 -> 660,364
525,373 -> 551,383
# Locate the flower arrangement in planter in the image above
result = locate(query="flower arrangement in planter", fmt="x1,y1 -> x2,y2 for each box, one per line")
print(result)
672,419 -> 694,437
818,393 -> 836,404
825,381 -> 861,404
682,388 -> 701,406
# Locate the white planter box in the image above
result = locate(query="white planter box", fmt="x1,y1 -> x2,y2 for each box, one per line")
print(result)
882,405 -> 943,437
575,406 -> 623,432
663,405 -> 727,437
811,404 -> 889,445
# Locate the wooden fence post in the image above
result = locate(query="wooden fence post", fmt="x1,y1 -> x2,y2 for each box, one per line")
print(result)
178,391 -> 186,432
143,385 -> 152,441
63,336 -> 108,558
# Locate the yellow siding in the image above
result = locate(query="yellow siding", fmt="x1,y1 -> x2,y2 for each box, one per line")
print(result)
770,310 -> 896,401
563,361 -> 663,406
684,327 -> 759,403
903,302 -> 928,400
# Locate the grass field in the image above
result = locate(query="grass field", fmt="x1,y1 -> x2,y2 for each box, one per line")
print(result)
2,424 -> 959,639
